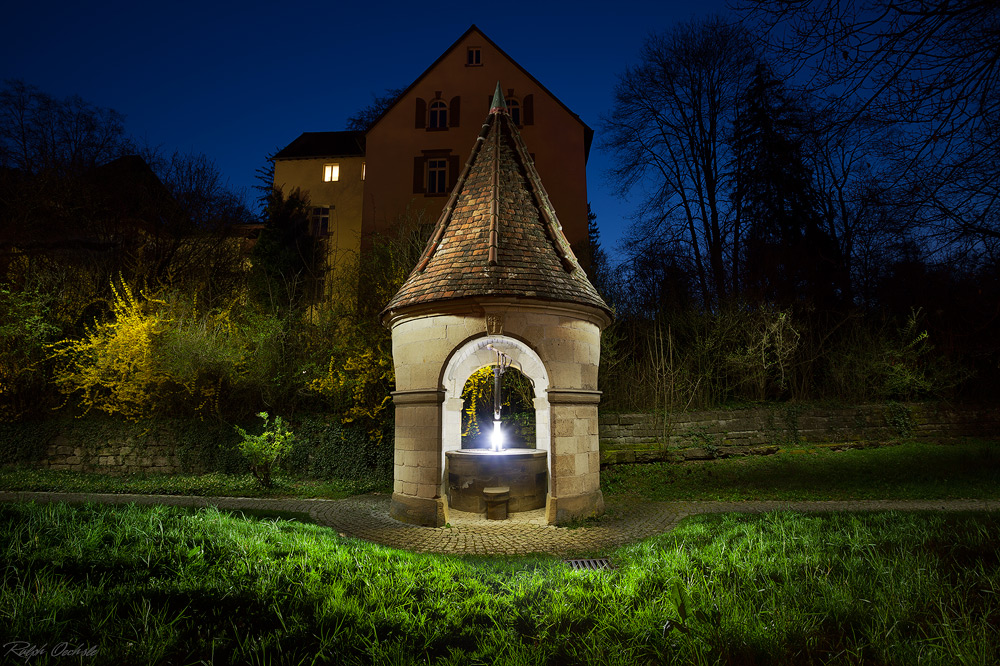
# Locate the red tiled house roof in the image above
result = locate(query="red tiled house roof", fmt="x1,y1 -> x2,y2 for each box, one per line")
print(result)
382,84 -> 611,320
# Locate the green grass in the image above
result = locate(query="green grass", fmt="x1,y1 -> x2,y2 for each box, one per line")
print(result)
2,502 -> 998,665
5,438 -> 998,505
0,468 -> 391,499
602,438 -> 1000,501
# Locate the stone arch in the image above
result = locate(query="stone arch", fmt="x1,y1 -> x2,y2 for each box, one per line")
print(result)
439,334 -> 551,498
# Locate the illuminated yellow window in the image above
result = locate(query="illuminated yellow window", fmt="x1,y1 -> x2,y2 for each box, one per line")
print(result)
361,162 -> 366,180
323,163 -> 340,182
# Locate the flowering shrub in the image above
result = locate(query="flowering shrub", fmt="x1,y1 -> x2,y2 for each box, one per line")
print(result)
49,282 -> 170,420
460,366 -> 534,447
308,345 -> 394,446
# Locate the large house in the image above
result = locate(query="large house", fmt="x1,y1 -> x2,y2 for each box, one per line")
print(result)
271,25 -> 593,294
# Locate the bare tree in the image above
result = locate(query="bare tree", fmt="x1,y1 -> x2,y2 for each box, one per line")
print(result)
0,79 -> 129,175
345,87 -> 406,133
602,17 -> 758,306
0,81 -> 253,306
735,0 -> 1000,252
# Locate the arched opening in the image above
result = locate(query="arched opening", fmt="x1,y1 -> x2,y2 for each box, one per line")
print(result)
460,365 -> 536,450
440,334 -> 551,513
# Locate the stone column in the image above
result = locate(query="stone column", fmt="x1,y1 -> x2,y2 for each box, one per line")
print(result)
440,396 -> 465,500
546,388 -> 604,524
390,388 -> 448,527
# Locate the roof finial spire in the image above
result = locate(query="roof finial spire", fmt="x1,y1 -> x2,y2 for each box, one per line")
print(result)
489,81 -> 507,114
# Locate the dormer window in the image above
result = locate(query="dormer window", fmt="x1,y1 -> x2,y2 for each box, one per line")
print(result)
429,100 -> 448,129
467,47 -> 482,66
323,163 -> 339,182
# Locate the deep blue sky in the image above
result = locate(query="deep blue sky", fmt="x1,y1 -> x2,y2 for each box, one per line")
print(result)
2,0 -> 727,259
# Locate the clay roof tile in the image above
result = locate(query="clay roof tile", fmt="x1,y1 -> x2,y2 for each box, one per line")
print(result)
381,84 -> 611,321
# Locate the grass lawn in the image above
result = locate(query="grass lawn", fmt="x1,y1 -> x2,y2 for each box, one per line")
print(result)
2,502 -> 998,665
2,437 -> 999,664
601,438 -> 1000,501
0,468 -> 392,499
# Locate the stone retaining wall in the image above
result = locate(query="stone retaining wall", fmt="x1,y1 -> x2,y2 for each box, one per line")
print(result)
34,403 -> 999,473
599,403 -> 1000,465
42,432 -> 192,474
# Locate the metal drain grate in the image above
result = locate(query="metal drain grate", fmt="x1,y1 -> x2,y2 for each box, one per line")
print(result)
565,558 -> 613,571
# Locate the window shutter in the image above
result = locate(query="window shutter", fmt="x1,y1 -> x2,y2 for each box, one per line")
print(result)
415,98 -> 426,129
523,94 -> 534,125
449,96 -> 461,127
448,155 -> 460,190
413,157 -> 425,194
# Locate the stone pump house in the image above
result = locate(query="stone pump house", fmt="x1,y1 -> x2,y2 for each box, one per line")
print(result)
381,84 -> 612,527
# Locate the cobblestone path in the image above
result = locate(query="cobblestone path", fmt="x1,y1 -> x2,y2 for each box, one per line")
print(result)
2,491 -> 998,556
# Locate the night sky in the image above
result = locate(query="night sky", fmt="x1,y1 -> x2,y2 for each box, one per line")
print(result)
2,0 -> 727,258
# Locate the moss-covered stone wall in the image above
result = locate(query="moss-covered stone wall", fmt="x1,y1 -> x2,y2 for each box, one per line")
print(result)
599,403 -> 1000,465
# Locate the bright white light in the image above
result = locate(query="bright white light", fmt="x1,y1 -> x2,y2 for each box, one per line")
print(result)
491,420 -> 503,451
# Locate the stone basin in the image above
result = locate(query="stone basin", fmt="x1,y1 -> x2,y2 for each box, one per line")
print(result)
446,448 -> 548,513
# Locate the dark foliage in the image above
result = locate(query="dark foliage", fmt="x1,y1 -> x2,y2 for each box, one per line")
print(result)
249,187 -> 322,311
732,63 -> 848,308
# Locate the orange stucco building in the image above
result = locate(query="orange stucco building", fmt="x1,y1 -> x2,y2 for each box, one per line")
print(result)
272,25 -> 593,290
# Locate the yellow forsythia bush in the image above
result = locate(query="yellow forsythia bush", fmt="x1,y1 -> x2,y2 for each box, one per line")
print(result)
460,366 -> 534,441
308,347 -> 394,443
49,282 -> 170,419
48,282 -> 242,420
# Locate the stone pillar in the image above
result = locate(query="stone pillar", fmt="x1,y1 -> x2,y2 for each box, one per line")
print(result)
440,396 -> 465,497
390,388 -> 448,527
545,389 -> 604,524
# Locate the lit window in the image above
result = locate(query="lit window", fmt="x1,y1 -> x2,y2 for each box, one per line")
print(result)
507,98 -> 520,126
361,162 -> 366,180
427,158 -> 447,194
429,100 -> 448,129
467,47 -> 481,66
323,163 -> 339,182
311,206 -> 330,236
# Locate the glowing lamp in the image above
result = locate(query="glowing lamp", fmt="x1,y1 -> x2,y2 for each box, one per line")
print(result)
491,420 -> 504,451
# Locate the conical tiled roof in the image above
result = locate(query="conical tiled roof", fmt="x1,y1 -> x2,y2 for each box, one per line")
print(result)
381,83 -> 611,320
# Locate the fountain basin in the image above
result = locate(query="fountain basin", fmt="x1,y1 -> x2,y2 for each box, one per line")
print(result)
446,448 -> 547,513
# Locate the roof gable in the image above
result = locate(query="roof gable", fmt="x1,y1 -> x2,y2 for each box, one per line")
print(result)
381,84 -> 609,319
367,25 -> 592,154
